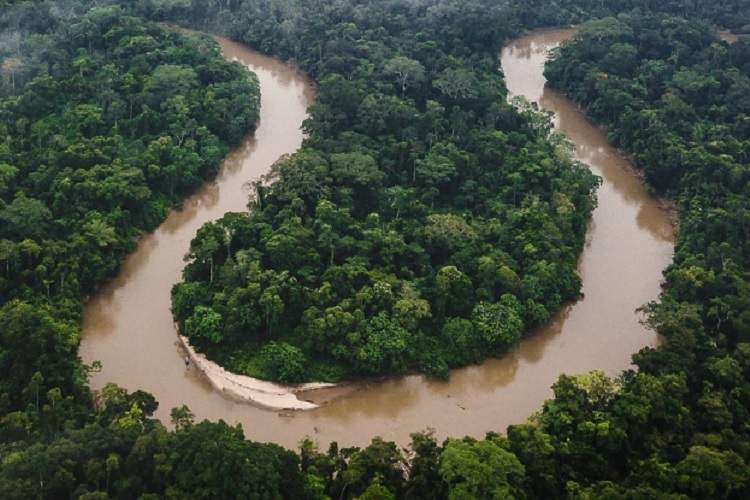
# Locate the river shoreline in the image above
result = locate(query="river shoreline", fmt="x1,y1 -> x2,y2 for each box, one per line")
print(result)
81,29 -> 674,449
557,89 -> 681,228
178,334 -> 335,410
179,26 -> 677,410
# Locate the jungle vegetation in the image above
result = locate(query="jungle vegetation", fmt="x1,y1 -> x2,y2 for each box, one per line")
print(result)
1,1 -> 750,499
167,0 -> 599,382
0,3 -> 260,418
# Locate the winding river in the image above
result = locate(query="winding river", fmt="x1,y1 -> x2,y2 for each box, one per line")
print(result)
80,29 -> 674,449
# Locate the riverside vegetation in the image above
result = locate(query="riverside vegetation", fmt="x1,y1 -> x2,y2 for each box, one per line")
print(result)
0,3 -> 260,418
2,0 -> 750,499
168,0 -> 600,383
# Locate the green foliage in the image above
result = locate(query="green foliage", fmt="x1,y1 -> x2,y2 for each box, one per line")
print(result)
257,341 -> 307,383
439,436 -> 526,499
0,3 -> 260,421
534,10 -> 750,497
470,295 -> 524,354
357,477 -> 396,500
356,314 -> 411,375
0,300 -> 79,413
169,0 -> 599,383
170,420 -> 301,499
5,1 -> 750,499
184,306 -> 223,344
514,0 -> 750,30
674,446 -> 750,498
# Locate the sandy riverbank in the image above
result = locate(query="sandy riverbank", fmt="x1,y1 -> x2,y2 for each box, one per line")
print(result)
179,335 -> 336,410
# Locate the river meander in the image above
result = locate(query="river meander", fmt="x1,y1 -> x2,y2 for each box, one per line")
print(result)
80,29 -> 674,449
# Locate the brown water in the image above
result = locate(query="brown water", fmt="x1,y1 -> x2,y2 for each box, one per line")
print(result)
80,29 -> 674,449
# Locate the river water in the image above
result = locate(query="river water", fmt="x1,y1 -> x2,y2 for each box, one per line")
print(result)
80,29 -> 674,449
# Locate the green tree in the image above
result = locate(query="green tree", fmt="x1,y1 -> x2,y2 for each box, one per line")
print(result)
439,437 -> 526,500
170,421 -> 296,499
258,342 -> 307,383
184,306 -> 223,344
383,56 -> 425,96
357,314 -> 410,375
470,295 -> 524,352
675,446 -> 750,498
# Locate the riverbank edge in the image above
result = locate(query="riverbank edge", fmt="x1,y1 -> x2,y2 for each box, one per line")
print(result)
174,27 -> 673,413
178,334 -> 338,410
164,33 -> 337,412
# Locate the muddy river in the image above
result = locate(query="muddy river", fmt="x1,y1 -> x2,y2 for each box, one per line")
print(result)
80,29 -> 674,449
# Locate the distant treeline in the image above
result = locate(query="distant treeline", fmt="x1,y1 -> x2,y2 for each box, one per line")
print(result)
519,0 -> 750,31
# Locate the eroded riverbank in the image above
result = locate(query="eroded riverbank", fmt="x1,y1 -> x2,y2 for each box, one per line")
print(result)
80,29 -> 674,449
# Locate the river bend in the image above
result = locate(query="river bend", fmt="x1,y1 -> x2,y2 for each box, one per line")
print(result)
80,29 -> 674,448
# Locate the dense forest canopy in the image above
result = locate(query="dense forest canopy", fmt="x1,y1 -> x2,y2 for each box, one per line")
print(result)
542,11 -> 750,498
1,0 -> 750,498
518,0 -> 750,31
0,3 -> 260,417
168,0 -> 599,382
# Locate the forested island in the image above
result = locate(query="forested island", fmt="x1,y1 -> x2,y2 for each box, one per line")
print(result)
2,0 -> 750,498
169,0 -> 600,382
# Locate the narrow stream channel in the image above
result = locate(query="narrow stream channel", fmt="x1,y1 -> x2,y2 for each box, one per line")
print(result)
80,29 -> 674,449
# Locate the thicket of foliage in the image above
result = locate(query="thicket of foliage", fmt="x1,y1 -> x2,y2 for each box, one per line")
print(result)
167,0 -> 599,382
3,0 -> 750,498
0,389 -> 306,499
518,0 -> 750,31
0,3 -> 259,423
539,13 -> 750,497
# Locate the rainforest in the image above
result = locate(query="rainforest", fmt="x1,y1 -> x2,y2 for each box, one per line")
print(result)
1,0 -> 750,499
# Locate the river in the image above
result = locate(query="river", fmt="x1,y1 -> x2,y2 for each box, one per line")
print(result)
80,29 -> 674,449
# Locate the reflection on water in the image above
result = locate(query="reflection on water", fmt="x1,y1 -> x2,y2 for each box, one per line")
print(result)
541,90 -> 674,241
81,30 -> 674,450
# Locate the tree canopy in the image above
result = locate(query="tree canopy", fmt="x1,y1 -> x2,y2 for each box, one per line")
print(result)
3,0 -> 750,498
168,0 -> 599,383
